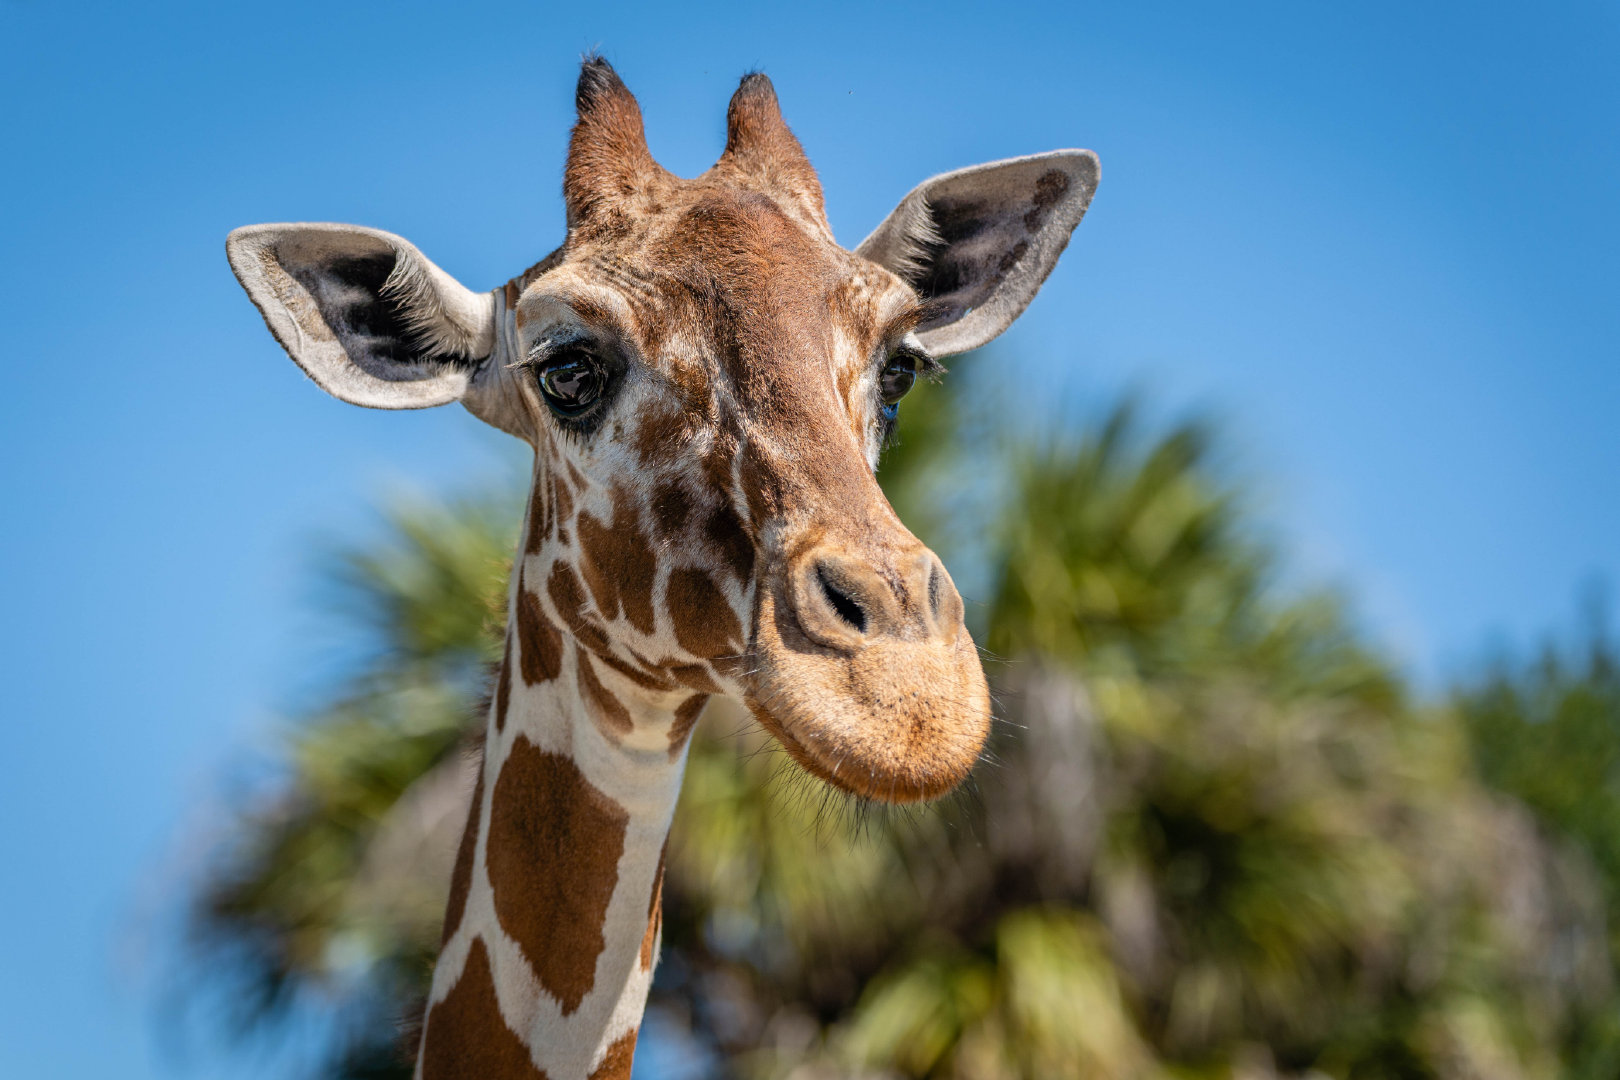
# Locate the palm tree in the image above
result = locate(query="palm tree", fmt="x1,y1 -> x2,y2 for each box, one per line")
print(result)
656,365 -> 1600,1079
1455,602 -> 1620,1080
173,356 -> 1616,1080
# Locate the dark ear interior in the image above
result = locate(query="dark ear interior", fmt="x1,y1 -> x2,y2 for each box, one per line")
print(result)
227,223 -> 497,410
857,150 -> 1099,356
270,231 -> 481,379
296,248 -> 453,369
908,168 -> 1075,329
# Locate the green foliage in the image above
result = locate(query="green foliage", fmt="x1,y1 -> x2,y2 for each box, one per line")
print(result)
177,358 -> 1617,1080
984,404 -> 1401,716
656,359 -> 1599,1079
1456,617 -> 1620,1080
841,909 -> 1160,1080
1460,619 -> 1620,935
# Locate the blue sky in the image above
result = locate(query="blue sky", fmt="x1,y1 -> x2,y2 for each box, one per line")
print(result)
2,1 -> 1616,1076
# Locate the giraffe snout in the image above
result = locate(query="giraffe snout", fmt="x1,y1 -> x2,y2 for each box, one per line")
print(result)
788,547 -> 965,653
745,533 -> 989,804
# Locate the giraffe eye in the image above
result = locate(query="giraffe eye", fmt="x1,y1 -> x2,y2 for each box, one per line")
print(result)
880,351 -> 919,407
536,349 -> 607,417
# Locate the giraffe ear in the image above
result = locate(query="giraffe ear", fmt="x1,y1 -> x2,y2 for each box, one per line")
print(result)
855,150 -> 1099,356
226,223 -> 496,409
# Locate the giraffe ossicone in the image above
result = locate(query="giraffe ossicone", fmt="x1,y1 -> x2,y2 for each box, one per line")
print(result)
228,58 -> 1098,1080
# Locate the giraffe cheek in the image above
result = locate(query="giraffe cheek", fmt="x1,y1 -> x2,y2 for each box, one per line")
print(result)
548,560 -> 615,657
664,568 -> 744,660
577,488 -> 659,637
704,501 -> 755,585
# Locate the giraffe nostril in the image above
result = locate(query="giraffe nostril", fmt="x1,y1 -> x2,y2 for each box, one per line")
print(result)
818,567 -> 867,634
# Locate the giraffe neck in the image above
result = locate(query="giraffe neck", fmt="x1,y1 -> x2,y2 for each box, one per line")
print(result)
417,610 -> 694,1079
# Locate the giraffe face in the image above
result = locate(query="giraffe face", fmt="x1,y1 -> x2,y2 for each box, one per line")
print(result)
506,170 -> 987,801
226,61 -> 1099,805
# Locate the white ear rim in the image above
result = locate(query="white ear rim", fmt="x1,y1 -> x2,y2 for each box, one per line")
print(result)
226,223 -> 496,410
856,149 -> 1100,357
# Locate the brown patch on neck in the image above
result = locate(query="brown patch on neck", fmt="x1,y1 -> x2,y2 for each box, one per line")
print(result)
516,576 -> 564,686
577,652 -> 634,740
547,561 -> 613,657
495,636 -> 514,730
487,736 -> 629,1015
588,1030 -> 638,1080
597,649 -> 679,693
665,568 -> 743,660
419,936 -> 548,1079
552,469 -> 576,537
527,473 -> 553,556
667,694 -> 708,758
440,766 -> 484,947
669,663 -> 723,695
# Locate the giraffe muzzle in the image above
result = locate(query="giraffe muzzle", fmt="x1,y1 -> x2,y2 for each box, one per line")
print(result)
745,538 -> 991,803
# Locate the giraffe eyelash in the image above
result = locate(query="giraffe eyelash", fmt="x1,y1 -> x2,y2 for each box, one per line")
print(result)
874,342 -> 944,379
879,412 -> 901,452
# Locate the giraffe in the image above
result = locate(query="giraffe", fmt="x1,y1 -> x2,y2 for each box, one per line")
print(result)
227,58 -> 1097,1080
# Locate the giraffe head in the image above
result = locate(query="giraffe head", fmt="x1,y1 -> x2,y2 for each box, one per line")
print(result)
228,59 -> 1097,804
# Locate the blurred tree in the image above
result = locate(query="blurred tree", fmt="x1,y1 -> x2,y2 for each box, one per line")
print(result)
179,495 -> 515,1078
1456,605 -> 1620,1080
655,361 -> 1608,1080
175,356 -> 1617,1080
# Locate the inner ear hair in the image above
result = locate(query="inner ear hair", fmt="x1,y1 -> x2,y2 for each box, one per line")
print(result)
301,247 -> 478,371
376,250 -> 489,366
881,197 -> 947,284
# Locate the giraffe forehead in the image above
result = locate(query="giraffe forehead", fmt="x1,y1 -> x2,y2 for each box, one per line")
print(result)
527,184 -> 912,390
647,190 -> 908,342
